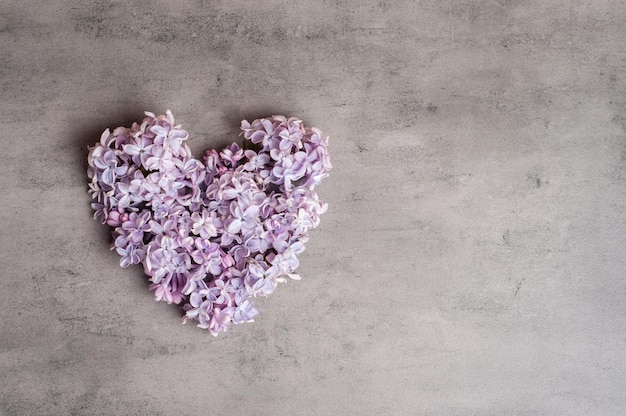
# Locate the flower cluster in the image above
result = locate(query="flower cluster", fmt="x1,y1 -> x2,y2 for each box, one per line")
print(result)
87,111 -> 331,335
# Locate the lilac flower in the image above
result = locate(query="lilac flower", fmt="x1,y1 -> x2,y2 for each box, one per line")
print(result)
191,239 -> 222,275
243,226 -> 270,254
221,174 -> 252,201
232,299 -> 258,324
184,291 -> 213,328
148,218 -> 177,244
243,150 -> 270,172
205,278 -> 232,306
151,282 -> 183,304
88,111 -> 331,335
144,242 -> 173,284
122,211 -> 152,243
242,118 -> 273,149
152,201 -> 173,221
92,148 -> 128,186
271,152 -> 308,190
229,244 -> 251,269
152,124 -> 187,155
225,202 -> 260,235
191,210 -> 220,239
208,307 -> 234,336
116,242 -> 145,268
106,209 -> 128,227
245,261 -> 277,295
111,126 -> 132,148
175,157 -> 204,179
123,135 -> 153,166
91,202 -> 107,223
129,173 -> 160,202
145,145 -> 175,171
269,134 -> 295,161
219,143 -> 244,167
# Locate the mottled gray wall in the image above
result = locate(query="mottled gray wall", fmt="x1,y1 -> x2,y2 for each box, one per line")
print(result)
1,1 -> 625,415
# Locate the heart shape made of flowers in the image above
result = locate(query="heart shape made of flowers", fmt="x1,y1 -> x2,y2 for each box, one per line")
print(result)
87,111 -> 331,335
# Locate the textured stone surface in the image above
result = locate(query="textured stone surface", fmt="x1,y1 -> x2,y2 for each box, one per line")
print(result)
1,1 -> 625,414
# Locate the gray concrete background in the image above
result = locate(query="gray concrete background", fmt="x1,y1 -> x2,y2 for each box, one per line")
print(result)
1,1 -> 625,414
